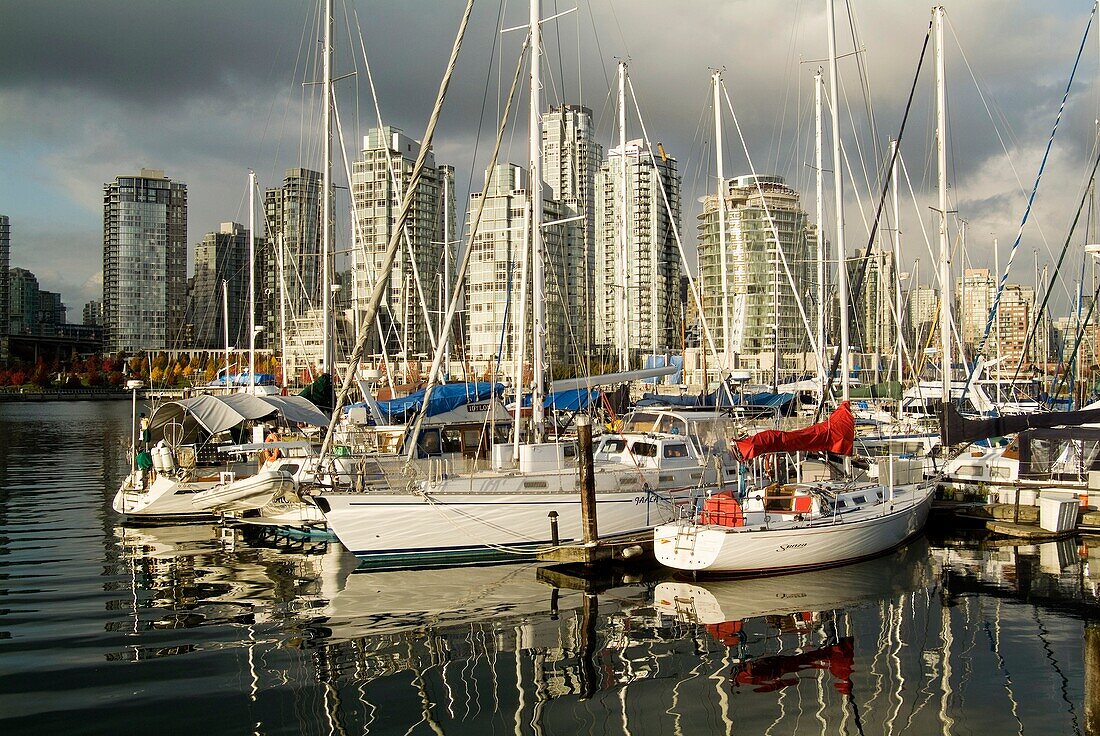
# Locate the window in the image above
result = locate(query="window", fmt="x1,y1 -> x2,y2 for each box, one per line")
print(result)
632,442 -> 658,458
664,443 -> 688,458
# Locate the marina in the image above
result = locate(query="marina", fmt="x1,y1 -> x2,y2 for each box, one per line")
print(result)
7,1 -> 1100,734
2,402 -> 1099,734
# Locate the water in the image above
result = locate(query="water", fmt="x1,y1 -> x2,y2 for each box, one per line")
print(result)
0,401 -> 1096,735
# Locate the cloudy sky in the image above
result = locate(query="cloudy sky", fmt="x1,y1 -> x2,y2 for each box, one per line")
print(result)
2,0 -> 1098,317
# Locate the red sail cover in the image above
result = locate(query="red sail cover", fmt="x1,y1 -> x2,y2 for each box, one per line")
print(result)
735,401 -> 854,462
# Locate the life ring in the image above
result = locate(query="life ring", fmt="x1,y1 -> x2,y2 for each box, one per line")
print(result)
763,455 -> 774,476
263,432 -> 282,463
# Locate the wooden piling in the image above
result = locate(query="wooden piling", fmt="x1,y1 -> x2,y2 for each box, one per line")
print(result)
577,415 -> 598,545
1087,622 -> 1100,736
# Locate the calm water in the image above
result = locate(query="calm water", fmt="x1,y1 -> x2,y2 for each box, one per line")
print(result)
1,401 -> 1097,735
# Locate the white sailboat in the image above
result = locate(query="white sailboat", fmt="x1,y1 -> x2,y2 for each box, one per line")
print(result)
314,0 -> 703,568
652,2 -> 945,576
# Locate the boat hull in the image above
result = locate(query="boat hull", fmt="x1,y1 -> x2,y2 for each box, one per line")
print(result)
191,470 -> 296,513
318,467 -> 693,569
653,485 -> 935,574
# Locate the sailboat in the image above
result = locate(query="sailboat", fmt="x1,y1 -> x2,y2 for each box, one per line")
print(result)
652,2 -> 946,576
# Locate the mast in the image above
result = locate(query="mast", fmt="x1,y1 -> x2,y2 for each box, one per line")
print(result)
714,70 -> 732,371
321,0 -> 334,376
891,139 -> 903,418
442,172 -> 452,378
248,170 -> 257,394
935,4 -> 952,406
827,0 -> 850,402
278,233 -> 287,390
994,236 -> 1001,404
618,60 -> 630,372
814,67 -> 827,394
222,279 -> 230,389
529,0 -> 546,440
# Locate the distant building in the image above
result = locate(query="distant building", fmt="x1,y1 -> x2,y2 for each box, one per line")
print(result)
102,169 -> 188,353
907,285 -> 938,345
8,267 -> 38,335
37,290 -> 65,331
463,164 -> 573,365
0,215 -> 9,338
594,138 -> 682,365
83,299 -> 103,327
349,127 -> 450,358
542,105 -> 601,351
262,168 -> 322,365
189,222 -> 260,350
847,246 -> 898,368
697,175 -> 815,379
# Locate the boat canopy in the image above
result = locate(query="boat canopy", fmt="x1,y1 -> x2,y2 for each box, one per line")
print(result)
520,388 -> 599,411
354,382 -> 503,423
148,394 -> 329,444
940,399 -> 1100,446
734,401 -> 854,462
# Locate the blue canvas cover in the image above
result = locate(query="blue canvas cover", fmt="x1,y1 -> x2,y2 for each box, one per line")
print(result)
358,382 -> 502,422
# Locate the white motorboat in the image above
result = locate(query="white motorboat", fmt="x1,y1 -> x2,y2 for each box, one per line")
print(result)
653,401 -> 936,575
112,393 -> 329,519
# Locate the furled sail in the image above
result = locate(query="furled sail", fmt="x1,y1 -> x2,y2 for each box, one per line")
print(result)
734,401 -> 854,462
940,401 -> 1100,446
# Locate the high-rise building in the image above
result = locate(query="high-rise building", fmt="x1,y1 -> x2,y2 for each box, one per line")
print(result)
697,175 -> 815,376
102,169 -> 187,353
997,284 -> 1036,367
0,215 -> 9,338
262,168 -> 322,359
37,290 -> 65,331
957,268 -> 996,350
542,105 -> 601,350
349,127 -> 449,358
464,164 -> 573,365
847,246 -> 897,360
8,267 -> 39,335
83,299 -> 103,327
189,222 -> 260,350
908,285 -> 938,344
594,139 -> 682,363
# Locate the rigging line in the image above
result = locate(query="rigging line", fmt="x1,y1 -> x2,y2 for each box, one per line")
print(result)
625,77 -> 735,408
968,5 -> 1095,380
1048,270 -> 1100,401
323,0 -> 476,460
946,15 -> 1059,270
1007,144 -> 1100,393
816,19 -> 932,422
845,0 -> 884,188
581,0 -> 611,94
721,81 -> 822,370
403,33 -> 530,462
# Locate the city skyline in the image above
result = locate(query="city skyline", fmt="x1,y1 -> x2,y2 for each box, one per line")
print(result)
2,1 -> 1096,320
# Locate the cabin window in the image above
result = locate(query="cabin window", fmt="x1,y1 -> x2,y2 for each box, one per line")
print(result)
852,495 -> 866,504
599,439 -> 626,454
664,443 -> 689,458
441,429 -> 463,454
493,425 -> 511,444
632,442 -> 658,458
563,444 -> 577,459
623,412 -> 658,433
280,464 -> 300,475
656,416 -> 688,436
463,429 -> 481,448
417,429 -> 442,457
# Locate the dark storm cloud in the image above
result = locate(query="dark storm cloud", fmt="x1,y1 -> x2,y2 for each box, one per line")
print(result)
0,0 -> 1096,314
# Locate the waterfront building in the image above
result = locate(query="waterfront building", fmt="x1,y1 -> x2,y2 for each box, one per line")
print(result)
349,127 -> 450,358
594,139 -> 682,364
102,169 -> 187,353
262,168 -> 322,360
82,299 -> 103,327
697,175 -> 815,378
908,285 -> 938,345
957,268 -> 996,352
542,105 -> 601,351
8,267 -> 39,335
38,290 -> 65,331
0,215 -> 9,339
189,222 -> 259,350
464,164 -> 573,366
846,246 -> 898,371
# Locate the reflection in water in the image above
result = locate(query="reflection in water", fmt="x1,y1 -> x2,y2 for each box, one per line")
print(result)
0,403 -> 1096,734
